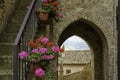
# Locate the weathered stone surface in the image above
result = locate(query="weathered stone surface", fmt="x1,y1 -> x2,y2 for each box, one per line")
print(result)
59,50 -> 91,64
53,0 -> 118,80
0,0 -> 32,80
0,0 -> 118,80
62,63 -> 93,80
0,0 -> 16,34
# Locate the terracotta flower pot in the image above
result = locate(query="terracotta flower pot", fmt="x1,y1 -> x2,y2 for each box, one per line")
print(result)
39,12 -> 49,21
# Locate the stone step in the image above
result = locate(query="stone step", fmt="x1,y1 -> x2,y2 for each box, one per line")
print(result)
5,24 -> 21,33
0,38 -> 15,43
15,0 -> 31,11
15,8 -> 27,15
18,6 -> 27,10
0,75 -> 13,80
0,0 -> 32,80
11,16 -> 25,23
0,32 -> 17,43
14,10 -> 26,17
0,69 -> 13,80
15,2 -> 30,14
0,43 -> 13,56
0,56 -> 13,69
19,0 -> 32,6
0,32 -> 17,39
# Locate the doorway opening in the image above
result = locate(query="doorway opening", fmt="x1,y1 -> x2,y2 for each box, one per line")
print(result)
57,19 -> 108,80
58,35 -> 94,80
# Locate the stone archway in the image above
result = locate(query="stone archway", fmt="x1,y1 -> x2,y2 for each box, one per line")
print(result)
58,19 -> 108,80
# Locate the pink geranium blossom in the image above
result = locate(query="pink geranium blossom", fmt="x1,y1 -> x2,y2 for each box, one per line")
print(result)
33,59 -> 40,62
26,6 -> 30,11
32,48 -> 38,53
56,66 -> 60,72
49,55 -> 54,59
41,37 -> 49,44
19,36 -> 63,78
19,51 -> 28,59
42,55 -> 54,60
33,59 -> 38,62
39,48 -> 47,54
35,68 -> 45,77
42,55 -> 48,60
57,13 -> 63,18
52,46 -> 60,53
43,0 -> 48,3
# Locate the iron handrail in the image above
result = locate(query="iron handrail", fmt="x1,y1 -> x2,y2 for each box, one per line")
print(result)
13,0 -> 36,80
14,0 -> 35,45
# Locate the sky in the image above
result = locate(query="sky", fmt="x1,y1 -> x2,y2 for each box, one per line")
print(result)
62,36 -> 90,50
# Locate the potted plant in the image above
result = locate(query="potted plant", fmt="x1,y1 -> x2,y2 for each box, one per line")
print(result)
36,0 -> 63,22
39,10 -> 49,21
19,37 -> 64,79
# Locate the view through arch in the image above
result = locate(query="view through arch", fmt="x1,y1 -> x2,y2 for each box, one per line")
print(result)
57,19 -> 108,80
58,35 -> 94,80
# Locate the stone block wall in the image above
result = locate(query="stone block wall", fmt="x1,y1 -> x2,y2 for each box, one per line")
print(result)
62,63 -> 93,80
0,0 -> 18,34
53,0 -> 118,80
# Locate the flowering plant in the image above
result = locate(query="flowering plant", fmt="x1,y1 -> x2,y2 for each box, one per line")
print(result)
36,0 -> 63,22
19,37 -> 64,79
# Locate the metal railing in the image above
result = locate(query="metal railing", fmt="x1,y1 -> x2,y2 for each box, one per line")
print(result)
13,0 -> 40,79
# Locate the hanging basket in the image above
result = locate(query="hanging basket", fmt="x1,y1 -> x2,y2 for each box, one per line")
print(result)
39,12 -> 49,21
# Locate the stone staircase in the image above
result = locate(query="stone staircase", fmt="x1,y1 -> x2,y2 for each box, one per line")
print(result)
0,0 -> 31,80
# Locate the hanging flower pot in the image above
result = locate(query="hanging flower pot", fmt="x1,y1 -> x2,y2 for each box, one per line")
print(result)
39,12 -> 49,21
19,37 -> 64,79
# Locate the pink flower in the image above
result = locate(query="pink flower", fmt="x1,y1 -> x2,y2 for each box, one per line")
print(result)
32,48 -> 38,53
56,66 -> 60,72
19,51 -> 28,59
26,6 -> 30,10
43,0 -> 48,3
52,46 -> 60,53
57,13 -> 63,18
33,59 -> 37,62
42,55 -> 54,60
39,48 -> 47,54
49,55 -> 54,59
33,59 -> 39,62
35,68 -> 45,77
41,37 -> 49,44
42,55 -> 48,60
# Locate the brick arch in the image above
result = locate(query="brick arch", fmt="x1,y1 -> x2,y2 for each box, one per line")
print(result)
58,19 -> 108,80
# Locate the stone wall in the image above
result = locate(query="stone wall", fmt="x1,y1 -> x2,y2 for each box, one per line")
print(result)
62,63 -> 93,80
0,0 -> 18,34
61,64 -> 86,76
53,0 -> 118,80
58,50 -> 92,76
59,50 -> 91,64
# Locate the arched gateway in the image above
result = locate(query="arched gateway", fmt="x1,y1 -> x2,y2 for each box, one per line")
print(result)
58,19 -> 108,80
53,1 -> 117,79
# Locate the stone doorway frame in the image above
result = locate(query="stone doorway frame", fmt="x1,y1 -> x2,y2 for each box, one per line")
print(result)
57,19 -> 109,80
